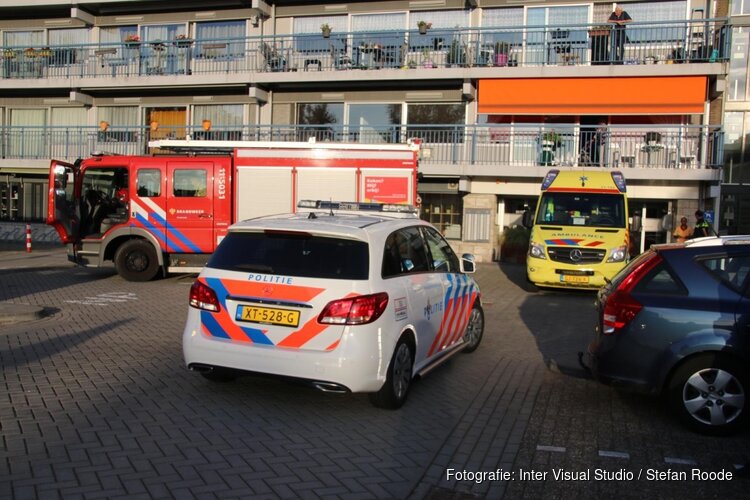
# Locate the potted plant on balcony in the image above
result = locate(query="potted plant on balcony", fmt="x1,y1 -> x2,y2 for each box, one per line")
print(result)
447,38 -> 465,67
3,49 -> 16,59
23,47 -> 37,58
124,34 -> 141,49
174,34 -> 193,48
539,131 -> 561,166
494,41 -> 510,66
417,20 -> 431,35
321,23 -> 332,38
422,48 -> 434,68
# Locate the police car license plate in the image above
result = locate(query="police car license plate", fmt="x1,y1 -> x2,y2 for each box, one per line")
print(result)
236,305 -> 300,327
561,275 -> 589,284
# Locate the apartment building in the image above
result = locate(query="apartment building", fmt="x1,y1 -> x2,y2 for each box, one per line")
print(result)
0,0 -> 732,260
725,1 -> 750,234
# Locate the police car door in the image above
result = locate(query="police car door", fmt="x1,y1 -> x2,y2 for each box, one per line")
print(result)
382,227 -> 443,368
421,226 -> 478,358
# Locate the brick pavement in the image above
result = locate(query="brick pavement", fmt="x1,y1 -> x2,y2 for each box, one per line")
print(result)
1,247 -> 749,499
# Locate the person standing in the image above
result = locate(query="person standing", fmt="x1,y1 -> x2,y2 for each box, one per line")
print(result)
608,4 -> 632,64
692,210 -> 711,238
672,216 -> 693,243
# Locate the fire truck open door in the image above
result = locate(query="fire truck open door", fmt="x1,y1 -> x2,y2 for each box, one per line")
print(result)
47,159 -> 80,244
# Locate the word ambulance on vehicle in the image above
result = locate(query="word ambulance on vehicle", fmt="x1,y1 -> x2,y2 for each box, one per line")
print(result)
47,139 -> 420,281
525,169 -> 630,289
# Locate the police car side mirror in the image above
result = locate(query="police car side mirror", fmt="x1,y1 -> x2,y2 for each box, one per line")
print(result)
460,253 -> 476,274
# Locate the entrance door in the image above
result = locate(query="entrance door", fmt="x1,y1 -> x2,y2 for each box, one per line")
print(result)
165,161 -> 215,254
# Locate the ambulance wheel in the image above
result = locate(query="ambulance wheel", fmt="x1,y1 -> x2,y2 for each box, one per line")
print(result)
369,337 -> 414,409
462,305 -> 484,354
115,239 -> 160,282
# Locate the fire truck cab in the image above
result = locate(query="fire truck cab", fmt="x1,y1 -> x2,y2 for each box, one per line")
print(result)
48,140 -> 420,281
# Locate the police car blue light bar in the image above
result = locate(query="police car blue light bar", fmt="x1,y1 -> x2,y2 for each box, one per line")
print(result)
297,200 -> 418,214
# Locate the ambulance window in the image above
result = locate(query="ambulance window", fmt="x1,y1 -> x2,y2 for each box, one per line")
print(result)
174,169 -> 207,197
137,169 -> 161,197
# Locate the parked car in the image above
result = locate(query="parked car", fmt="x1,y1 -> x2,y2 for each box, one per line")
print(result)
182,200 -> 484,409
586,236 -> 750,434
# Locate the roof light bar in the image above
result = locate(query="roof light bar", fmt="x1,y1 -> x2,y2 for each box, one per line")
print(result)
297,200 -> 418,214
610,171 -> 627,193
540,170 -> 559,190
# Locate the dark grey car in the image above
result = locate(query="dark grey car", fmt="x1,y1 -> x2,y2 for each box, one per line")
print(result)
586,236 -> 750,435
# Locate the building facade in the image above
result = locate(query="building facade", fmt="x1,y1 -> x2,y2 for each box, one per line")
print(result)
0,0 -> 732,260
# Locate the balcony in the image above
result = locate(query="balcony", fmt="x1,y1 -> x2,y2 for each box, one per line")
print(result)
0,19 -> 729,84
0,124 -> 723,176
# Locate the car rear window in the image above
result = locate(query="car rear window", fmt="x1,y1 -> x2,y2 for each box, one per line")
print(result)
207,231 -> 369,280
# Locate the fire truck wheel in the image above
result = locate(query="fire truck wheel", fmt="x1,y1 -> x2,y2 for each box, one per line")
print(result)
115,239 -> 160,282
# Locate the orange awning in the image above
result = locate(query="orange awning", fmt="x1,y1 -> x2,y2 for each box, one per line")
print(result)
478,77 -> 707,115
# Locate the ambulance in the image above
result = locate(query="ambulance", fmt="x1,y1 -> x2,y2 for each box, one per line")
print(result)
47,139 -> 419,281
526,169 -> 629,289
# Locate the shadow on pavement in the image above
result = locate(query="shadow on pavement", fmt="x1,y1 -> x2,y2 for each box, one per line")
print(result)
497,261 -> 598,379
1,318 -> 134,368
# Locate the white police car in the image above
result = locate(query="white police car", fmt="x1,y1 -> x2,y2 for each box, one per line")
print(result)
183,200 -> 483,408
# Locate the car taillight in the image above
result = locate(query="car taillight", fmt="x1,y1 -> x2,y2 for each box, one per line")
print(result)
189,280 -> 221,312
318,293 -> 389,325
601,252 -> 662,334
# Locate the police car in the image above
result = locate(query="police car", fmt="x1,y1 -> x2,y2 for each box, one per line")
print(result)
183,200 -> 484,408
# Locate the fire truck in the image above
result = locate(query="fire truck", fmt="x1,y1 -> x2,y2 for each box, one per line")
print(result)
47,139 -> 420,282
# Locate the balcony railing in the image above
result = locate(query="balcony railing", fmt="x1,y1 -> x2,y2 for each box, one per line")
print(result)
0,124 -> 723,170
0,19 -> 729,80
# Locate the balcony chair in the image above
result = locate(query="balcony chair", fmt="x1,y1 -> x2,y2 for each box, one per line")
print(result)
260,42 -> 287,72
330,41 -> 352,70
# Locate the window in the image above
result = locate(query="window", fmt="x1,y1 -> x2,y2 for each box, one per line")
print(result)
195,20 -> 245,58
632,263 -> 686,295
350,13 -> 407,59
728,28 -> 749,102
407,10 -> 469,52
294,15 -> 347,54
422,227 -> 459,272
297,103 -> 344,141
733,0 -> 750,15
137,169 -> 162,197
420,193 -> 462,240
407,103 -> 465,143
701,255 -> 750,291
535,193 -> 626,228
208,232 -> 369,280
348,103 -> 401,143
481,8 -> 523,49
173,169 -> 207,197
193,104 -> 243,140
382,227 -> 430,278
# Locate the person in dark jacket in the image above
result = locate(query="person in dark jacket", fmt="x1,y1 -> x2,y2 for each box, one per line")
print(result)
608,4 -> 632,64
692,210 -> 711,238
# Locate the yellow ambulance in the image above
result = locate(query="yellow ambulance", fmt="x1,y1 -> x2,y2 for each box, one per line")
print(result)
526,170 -> 629,289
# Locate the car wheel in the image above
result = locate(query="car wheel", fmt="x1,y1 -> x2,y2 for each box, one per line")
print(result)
461,304 -> 484,354
668,354 -> 747,435
201,368 -> 239,383
369,338 -> 414,409
114,239 -> 160,282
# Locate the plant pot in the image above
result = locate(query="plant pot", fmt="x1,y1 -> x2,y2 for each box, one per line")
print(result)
419,26 -> 428,35
322,29 -> 331,38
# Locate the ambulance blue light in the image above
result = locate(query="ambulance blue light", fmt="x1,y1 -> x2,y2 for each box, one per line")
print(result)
540,170 -> 559,190
610,171 -> 627,193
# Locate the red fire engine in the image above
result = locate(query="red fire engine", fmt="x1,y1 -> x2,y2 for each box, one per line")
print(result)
47,139 -> 420,281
